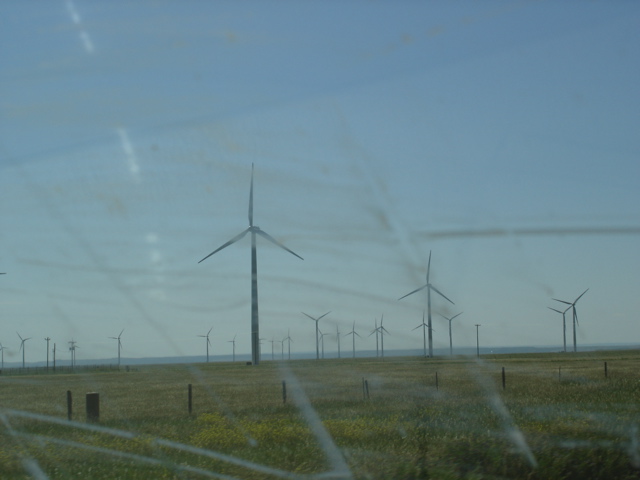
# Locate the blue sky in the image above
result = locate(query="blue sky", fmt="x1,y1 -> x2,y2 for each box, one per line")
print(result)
1,1 -> 639,363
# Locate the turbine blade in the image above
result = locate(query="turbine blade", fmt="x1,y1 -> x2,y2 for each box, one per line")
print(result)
426,250 -> 432,284
574,308 -> 579,326
398,284 -> 427,300
119,329 -> 125,337
574,288 -> 589,304
552,298 -> 571,305
207,327 -> 213,335
254,229 -> 304,260
317,311 -> 331,320
412,324 -> 424,331
198,228 -> 250,263
430,285 -> 454,305
302,312 -> 317,321
547,307 -> 564,314
450,312 -> 463,321
249,163 -> 254,227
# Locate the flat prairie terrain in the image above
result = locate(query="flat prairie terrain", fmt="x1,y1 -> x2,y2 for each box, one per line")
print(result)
1,350 -> 639,479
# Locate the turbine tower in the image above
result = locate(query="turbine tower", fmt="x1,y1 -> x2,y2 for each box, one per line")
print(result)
345,321 -> 361,358
198,327 -> 213,363
109,329 -> 124,367
302,311 -> 330,360
439,312 -> 463,356
44,336 -> 51,370
0,343 -> 6,369
399,251 -> 454,358
548,306 -> 571,352
199,164 -> 303,366
17,332 -> 31,368
553,288 -> 589,353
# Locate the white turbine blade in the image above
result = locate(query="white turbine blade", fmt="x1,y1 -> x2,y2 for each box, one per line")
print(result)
430,285 -> 455,305
574,288 -> 589,304
317,311 -> 331,321
574,308 -> 579,326
412,324 -> 424,331
302,312 -> 317,322
198,228 -> 250,263
426,250 -> 432,284
248,164 -> 254,227
547,307 -> 564,314
207,327 -> 213,335
450,312 -> 463,321
254,229 -> 303,260
119,329 -> 125,338
16,332 -> 23,341
398,284 -> 427,300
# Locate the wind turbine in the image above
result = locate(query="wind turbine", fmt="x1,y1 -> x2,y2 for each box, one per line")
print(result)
548,306 -> 571,352
109,329 -> 124,367
336,324 -> 341,359
302,311 -> 330,360
0,343 -> 6,369
439,312 -> 463,356
198,327 -> 213,363
318,330 -> 329,359
198,164 -> 303,366
345,321 -> 361,358
553,288 -> 589,353
44,336 -> 51,370
378,315 -> 389,359
369,318 -> 380,357
228,334 -> 237,362
68,339 -> 78,368
283,329 -> 293,360
399,251 -> 454,358
412,311 -> 429,357
17,332 -> 31,368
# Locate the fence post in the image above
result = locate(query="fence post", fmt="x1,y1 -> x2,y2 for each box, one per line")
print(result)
604,361 -> 608,378
86,392 -> 99,423
67,390 -> 72,421
365,379 -> 370,399
282,380 -> 287,404
435,371 -> 439,391
502,367 -> 506,390
558,366 -> 561,381
188,384 -> 193,414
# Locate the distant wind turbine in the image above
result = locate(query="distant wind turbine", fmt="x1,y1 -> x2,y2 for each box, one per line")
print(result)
68,339 -> 78,368
302,311 -> 330,360
345,321 -> 361,358
318,329 -> 329,359
369,318 -> 380,357
378,315 -> 389,360
44,336 -> 51,370
548,306 -> 571,352
17,332 -> 31,368
439,312 -> 463,356
228,334 -> 237,362
109,329 -> 124,366
198,164 -> 303,366
283,329 -> 293,360
198,327 -> 213,363
412,311 -> 429,357
336,324 -> 341,359
553,288 -> 589,353
399,251 -> 454,358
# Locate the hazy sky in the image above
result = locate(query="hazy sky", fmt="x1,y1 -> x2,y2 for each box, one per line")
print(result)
1,1 -> 639,363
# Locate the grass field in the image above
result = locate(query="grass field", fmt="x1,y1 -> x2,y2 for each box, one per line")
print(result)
1,350 -> 639,479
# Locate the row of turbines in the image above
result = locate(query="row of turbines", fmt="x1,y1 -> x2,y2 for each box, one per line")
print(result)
195,165 -> 589,365
1,164 -> 589,367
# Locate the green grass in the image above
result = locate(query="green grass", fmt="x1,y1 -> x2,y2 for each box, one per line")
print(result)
1,350 -> 639,479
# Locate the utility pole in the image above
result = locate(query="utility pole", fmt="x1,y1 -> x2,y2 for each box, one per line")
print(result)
45,337 -> 51,371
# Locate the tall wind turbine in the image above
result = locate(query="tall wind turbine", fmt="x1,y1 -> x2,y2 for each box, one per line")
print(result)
198,164 -> 303,366
17,332 -> 31,368
369,318 -> 380,357
553,288 -> 589,353
302,311 -> 330,360
228,334 -> 237,362
345,321 -> 361,358
548,306 -> 571,352
198,327 -> 213,363
109,329 -> 124,367
439,312 -> 463,356
399,251 -> 454,358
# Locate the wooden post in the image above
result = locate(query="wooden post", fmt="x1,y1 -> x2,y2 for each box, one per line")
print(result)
67,390 -> 72,421
604,361 -> 608,378
188,384 -> 193,414
435,371 -> 439,391
365,379 -> 370,399
558,366 -> 561,381
501,367 -> 506,390
282,380 -> 287,404
86,392 -> 99,423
